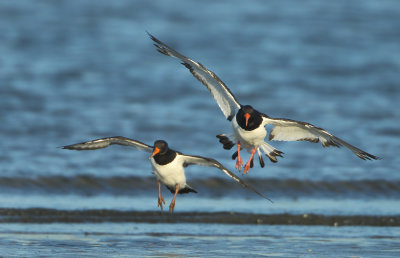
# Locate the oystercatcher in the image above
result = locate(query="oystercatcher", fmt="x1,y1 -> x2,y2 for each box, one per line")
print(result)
63,136 -> 272,213
149,33 -> 380,175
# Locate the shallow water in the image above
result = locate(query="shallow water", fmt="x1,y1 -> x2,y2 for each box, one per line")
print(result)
1,0 -> 400,256
0,223 -> 399,257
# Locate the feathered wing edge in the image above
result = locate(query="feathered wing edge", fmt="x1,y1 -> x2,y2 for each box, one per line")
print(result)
62,136 -> 153,153
148,32 -> 241,121
262,115 -> 380,160
181,154 -> 273,202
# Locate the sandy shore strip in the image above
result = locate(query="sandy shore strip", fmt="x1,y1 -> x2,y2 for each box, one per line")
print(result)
0,208 -> 398,226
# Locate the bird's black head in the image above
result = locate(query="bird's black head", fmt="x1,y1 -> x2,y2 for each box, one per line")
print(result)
237,105 -> 262,130
152,140 -> 169,157
151,140 -> 177,165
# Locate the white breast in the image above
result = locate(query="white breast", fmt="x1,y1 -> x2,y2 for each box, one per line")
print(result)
150,155 -> 187,189
232,118 -> 267,150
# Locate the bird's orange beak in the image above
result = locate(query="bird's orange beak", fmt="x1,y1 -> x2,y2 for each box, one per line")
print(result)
150,147 -> 160,158
244,113 -> 250,127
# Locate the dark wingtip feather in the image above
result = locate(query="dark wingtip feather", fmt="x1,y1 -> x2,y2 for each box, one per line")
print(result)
268,134 -> 274,141
149,33 -> 171,56
358,152 -> 381,161
147,31 -> 159,43
267,155 -> 278,163
322,140 -> 342,148
259,155 -> 265,168
156,48 -> 169,56
223,143 -> 234,150
182,62 -> 193,71
266,149 -> 284,163
274,150 -> 284,157
232,151 -> 238,160
216,134 -> 235,150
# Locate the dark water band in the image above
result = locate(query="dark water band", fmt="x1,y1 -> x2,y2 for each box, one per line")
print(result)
1,208 -> 399,226
1,176 -> 399,198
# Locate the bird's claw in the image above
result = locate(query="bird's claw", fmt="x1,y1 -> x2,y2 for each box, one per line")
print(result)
236,156 -> 243,171
169,201 -> 175,214
242,162 -> 251,175
157,196 -> 165,210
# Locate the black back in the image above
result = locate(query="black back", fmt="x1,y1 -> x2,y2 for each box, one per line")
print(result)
166,185 -> 198,194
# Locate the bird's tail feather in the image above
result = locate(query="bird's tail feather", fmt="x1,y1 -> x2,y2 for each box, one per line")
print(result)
259,142 -> 284,163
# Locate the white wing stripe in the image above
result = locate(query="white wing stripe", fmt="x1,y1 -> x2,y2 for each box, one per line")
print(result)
263,116 -> 379,160
269,125 -> 318,142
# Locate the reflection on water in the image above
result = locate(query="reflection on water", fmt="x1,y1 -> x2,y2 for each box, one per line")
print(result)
0,223 -> 399,257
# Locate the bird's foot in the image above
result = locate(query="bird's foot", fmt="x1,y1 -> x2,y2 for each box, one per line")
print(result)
236,155 -> 243,171
157,195 -> 165,210
242,147 -> 256,175
243,160 -> 252,175
169,201 -> 175,214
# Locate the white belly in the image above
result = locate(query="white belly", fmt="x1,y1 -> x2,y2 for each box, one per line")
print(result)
232,118 -> 267,151
150,156 -> 187,189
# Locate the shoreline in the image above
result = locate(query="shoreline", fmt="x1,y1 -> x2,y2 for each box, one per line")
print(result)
1,208 -> 399,226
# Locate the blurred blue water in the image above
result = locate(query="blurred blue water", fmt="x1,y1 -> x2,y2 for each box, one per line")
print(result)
1,0 -> 399,213
1,1 -> 400,256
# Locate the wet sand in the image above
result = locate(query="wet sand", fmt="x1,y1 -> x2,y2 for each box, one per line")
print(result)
1,208 -> 399,226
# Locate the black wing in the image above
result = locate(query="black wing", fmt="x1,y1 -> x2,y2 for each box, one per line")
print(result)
180,154 -> 273,202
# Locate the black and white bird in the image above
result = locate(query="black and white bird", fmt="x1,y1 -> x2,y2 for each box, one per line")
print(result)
63,136 -> 272,213
149,33 -> 380,175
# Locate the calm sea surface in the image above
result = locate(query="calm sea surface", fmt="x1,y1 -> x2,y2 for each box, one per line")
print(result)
0,0 -> 399,256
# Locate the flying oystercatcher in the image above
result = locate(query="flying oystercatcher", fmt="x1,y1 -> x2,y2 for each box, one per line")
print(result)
63,136 -> 272,213
149,33 -> 380,175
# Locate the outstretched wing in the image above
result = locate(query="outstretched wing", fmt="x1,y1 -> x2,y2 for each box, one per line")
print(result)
262,115 -> 380,160
63,136 -> 153,153
149,32 -> 241,121
180,154 -> 273,202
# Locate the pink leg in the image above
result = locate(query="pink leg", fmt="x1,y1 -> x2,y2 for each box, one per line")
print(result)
157,180 -> 165,210
235,141 -> 243,171
169,184 -> 180,214
243,147 -> 257,175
